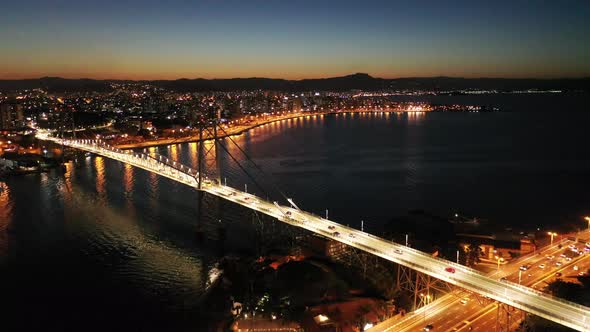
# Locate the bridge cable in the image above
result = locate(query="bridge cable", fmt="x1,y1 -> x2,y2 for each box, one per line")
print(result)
213,137 -> 274,201
217,126 -> 295,209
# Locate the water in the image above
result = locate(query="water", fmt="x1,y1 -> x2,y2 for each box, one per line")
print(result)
1,95 -> 590,330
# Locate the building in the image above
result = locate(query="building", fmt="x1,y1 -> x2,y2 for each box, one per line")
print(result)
304,234 -> 350,261
0,102 -> 24,130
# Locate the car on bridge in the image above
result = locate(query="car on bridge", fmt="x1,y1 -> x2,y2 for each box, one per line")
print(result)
539,263 -> 546,269
394,249 -> 403,254
328,225 -> 335,230
445,267 -> 456,273
423,324 -> 434,331
332,232 -> 340,237
349,233 -> 355,238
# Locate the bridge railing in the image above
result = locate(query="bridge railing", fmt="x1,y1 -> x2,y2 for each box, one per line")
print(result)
299,211 -> 590,320
67,139 -> 208,186
361,230 -> 590,315
52,136 -> 590,330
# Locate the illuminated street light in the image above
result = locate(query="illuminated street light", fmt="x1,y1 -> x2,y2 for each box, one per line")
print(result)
548,232 -> 558,245
419,293 -> 432,321
495,255 -> 504,270
584,216 -> 590,230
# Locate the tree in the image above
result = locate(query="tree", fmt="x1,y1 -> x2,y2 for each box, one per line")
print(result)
465,242 -> 483,267
520,278 -> 590,331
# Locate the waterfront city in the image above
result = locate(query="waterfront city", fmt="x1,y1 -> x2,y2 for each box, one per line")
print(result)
1,1 -> 590,332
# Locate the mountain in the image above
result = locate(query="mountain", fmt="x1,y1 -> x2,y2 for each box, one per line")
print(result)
0,77 -> 112,93
0,74 -> 589,92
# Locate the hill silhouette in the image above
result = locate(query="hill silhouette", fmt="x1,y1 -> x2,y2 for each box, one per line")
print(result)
1,73 -> 588,92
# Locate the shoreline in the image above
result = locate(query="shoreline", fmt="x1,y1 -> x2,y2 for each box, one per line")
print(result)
115,111 -> 324,149
114,109 -> 438,149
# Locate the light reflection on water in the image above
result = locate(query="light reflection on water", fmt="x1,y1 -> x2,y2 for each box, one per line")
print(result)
0,182 -> 12,256
1,110 -> 590,330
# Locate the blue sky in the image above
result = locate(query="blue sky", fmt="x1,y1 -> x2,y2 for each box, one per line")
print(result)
1,0 -> 589,79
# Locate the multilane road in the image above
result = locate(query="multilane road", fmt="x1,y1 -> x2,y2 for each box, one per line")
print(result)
390,237 -> 589,332
42,136 -> 590,332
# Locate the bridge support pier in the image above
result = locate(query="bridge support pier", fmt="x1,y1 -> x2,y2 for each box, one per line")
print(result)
495,302 -> 524,332
195,189 -> 205,242
195,111 -> 224,242
395,264 -> 452,310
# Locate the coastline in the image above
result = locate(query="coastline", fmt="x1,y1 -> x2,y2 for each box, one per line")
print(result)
114,109 -> 427,149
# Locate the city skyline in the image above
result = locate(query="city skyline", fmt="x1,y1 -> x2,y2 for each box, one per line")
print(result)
1,0 -> 590,80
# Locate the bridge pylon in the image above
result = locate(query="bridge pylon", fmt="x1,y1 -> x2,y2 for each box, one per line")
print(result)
196,112 -> 225,242
197,117 -> 221,188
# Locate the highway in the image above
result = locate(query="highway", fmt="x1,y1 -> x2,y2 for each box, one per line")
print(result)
40,135 -> 590,332
383,236 -> 590,332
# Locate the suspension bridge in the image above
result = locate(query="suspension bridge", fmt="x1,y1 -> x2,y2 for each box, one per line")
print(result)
37,130 -> 590,332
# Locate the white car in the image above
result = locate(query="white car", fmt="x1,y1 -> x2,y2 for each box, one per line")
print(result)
539,264 -> 545,269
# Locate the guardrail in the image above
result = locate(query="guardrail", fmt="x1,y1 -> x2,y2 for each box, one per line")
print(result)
41,135 -> 590,332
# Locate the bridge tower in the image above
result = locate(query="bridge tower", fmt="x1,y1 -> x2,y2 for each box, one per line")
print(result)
197,112 -> 221,188
195,108 -> 224,242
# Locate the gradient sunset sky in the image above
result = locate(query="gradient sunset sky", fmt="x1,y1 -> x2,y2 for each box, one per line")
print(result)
1,0 -> 589,80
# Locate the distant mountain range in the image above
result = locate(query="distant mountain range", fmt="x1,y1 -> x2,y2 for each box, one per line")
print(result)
1,73 -> 589,93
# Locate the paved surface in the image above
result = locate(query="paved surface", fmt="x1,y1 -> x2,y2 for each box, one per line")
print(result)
384,235 -> 590,332
39,134 -> 590,332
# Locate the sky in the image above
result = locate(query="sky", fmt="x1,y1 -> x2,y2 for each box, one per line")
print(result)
1,0 -> 589,80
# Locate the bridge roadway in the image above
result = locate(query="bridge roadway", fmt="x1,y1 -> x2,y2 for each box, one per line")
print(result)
377,235 -> 588,331
46,137 -> 590,331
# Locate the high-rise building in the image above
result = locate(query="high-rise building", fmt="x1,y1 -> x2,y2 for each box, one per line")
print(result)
0,102 -> 24,130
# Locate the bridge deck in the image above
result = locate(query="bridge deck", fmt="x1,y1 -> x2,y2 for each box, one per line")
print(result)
46,136 -> 590,332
